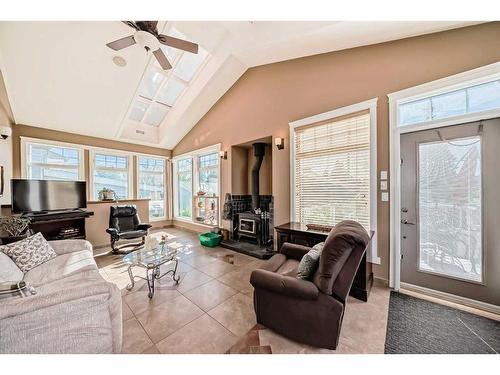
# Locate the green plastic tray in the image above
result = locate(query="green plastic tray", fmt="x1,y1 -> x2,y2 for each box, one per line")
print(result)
199,232 -> 222,247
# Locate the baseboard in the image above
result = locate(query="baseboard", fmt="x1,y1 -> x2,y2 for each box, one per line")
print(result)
400,282 -> 500,316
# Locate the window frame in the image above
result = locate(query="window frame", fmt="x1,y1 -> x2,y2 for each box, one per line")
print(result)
89,149 -> 133,200
172,144 -> 221,226
136,155 -> 168,221
289,98 -> 379,264
20,137 -> 85,181
393,65 -> 500,134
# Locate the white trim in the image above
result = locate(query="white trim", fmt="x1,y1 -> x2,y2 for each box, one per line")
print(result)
172,143 -> 221,161
89,149 -> 133,200
388,62 -> 500,291
289,98 -> 380,264
20,137 -> 85,180
136,155 -> 168,221
400,282 -> 500,316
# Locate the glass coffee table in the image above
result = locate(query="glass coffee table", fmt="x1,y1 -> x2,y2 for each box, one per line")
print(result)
123,243 -> 181,298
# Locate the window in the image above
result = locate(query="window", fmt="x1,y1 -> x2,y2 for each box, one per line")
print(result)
198,152 -> 219,195
418,137 -> 482,282
176,158 -> 193,219
292,112 -> 372,230
125,27 -> 209,128
24,141 -> 83,180
92,152 -> 131,200
173,145 -> 221,224
138,157 -> 166,219
398,79 -> 500,127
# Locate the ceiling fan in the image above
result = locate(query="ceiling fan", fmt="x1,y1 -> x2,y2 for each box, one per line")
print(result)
106,21 -> 199,70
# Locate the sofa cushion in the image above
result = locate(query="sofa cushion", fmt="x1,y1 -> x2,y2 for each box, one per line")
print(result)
24,249 -> 97,286
297,242 -> 324,280
0,252 -> 24,282
1,233 -> 57,273
276,259 -> 300,277
313,220 -> 370,295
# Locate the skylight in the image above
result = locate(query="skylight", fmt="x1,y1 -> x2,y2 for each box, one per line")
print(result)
126,28 -> 208,128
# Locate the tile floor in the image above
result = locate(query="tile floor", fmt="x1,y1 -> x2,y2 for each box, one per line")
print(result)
96,227 -> 391,354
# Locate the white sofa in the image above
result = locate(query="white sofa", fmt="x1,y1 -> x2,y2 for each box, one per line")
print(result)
0,239 -> 122,354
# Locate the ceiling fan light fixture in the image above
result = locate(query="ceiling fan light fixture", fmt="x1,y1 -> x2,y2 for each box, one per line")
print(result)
134,30 -> 160,52
112,55 -> 127,67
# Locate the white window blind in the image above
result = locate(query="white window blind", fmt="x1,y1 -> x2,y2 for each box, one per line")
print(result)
294,112 -> 371,230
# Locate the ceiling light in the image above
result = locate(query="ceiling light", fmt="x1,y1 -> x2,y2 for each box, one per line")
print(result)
112,55 -> 127,67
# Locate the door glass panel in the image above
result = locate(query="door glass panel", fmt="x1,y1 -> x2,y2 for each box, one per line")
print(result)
418,136 -> 482,282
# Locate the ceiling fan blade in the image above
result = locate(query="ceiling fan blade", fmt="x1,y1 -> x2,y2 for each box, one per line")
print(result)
158,34 -> 199,54
106,35 -> 136,51
153,48 -> 172,70
122,21 -> 139,30
136,21 -> 158,33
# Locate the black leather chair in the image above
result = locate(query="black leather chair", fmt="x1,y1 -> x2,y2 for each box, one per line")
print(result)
106,205 -> 152,254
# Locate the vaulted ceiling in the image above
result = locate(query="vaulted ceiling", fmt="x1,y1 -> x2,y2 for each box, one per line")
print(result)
0,21 -> 480,149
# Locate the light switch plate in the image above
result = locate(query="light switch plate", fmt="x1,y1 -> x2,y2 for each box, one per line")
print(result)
380,181 -> 388,190
380,170 -> 388,180
381,192 -> 389,202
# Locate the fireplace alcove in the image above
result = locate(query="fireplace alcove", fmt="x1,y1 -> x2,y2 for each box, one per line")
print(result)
220,137 -> 275,259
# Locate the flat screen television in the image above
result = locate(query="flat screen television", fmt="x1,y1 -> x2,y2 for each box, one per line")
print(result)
11,179 -> 87,214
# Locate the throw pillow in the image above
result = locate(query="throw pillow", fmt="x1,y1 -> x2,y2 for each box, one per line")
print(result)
0,252 -> 24,282
296,242 -> 324,280
1,232 -> 57,273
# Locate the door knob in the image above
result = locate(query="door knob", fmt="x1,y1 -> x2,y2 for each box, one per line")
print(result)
401,219 -> 416,225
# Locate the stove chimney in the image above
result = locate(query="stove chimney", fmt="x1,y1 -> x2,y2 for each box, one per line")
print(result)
251,143 -> 266,211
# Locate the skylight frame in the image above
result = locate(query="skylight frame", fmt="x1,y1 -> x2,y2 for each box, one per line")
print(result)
124,27 -> 210,130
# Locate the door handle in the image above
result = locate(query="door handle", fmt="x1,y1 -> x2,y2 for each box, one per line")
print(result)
401,219 -> 416,225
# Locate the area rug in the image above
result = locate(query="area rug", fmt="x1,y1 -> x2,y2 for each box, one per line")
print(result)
384,291 -> 499,354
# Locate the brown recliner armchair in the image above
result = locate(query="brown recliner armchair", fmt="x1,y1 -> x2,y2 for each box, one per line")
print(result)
250,220 -> 371,350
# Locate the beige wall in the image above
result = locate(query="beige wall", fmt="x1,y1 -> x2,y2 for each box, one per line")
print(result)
230,142 -> 273,195
173,22 -> 500,280
0,70 -> 14,206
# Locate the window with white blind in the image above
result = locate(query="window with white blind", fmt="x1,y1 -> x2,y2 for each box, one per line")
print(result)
292,110 -> 373,231
23,140 -> 84,181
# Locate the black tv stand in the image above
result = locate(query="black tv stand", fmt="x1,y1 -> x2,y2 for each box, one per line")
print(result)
24,209 -> 94,241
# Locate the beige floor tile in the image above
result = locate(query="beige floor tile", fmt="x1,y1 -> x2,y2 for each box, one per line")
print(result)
176,269 -> 214,293
183,253 -> 219,268
123,288 -> 182,316
141,345 -> 160,354
197,259 -> 239,278
217,267 -> 254,295
183,279 -> 238,311
208,293 -> 256,336
156,314 -> 238,354
136,294 -> 204,343
121,318 -> 154,354
122,299 -> 134,320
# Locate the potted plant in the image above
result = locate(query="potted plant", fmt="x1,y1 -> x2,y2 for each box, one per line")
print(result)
98,187 -> 116,201
0,216 -> 31,245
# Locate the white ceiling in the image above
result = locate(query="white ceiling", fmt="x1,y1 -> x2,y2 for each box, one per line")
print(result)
0,21 -> 481,149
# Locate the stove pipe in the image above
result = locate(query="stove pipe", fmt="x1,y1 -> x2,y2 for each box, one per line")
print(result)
251,143 -> 266,211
